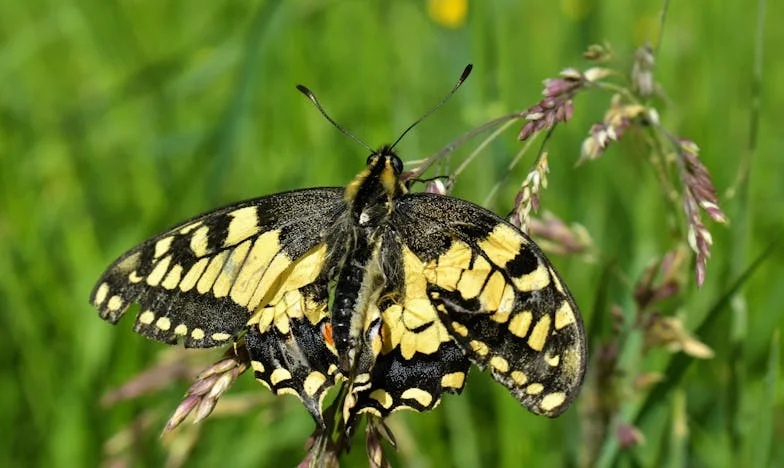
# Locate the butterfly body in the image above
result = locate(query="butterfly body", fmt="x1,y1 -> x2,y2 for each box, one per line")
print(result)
91,144 -> 586,432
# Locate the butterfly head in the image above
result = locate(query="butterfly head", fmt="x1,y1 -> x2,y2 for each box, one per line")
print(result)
365,145 -> 404,174
344,145 -> 407,224
366,144 -> 405,197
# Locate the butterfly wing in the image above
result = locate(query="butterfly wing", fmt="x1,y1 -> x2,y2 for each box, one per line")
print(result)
90,187 -> 346,423
343,231 -> 471,428
391,193 -> 587,417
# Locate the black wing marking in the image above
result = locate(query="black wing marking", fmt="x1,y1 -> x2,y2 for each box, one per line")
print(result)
244,281 -> 341,426
90,188 -> 345,348
343,341 -> 470,429
393,193 -> 587,417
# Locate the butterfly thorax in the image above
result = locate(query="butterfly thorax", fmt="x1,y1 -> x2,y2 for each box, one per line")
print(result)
331,147 -> 406,375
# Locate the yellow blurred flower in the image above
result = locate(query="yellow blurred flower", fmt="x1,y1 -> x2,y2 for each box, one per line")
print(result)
427,0 -> 468,29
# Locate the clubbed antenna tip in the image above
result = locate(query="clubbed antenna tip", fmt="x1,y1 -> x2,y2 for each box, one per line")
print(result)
390,63 -> 474,149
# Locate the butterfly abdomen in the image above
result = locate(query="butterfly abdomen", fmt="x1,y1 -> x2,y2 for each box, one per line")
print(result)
331,233 -> 374,370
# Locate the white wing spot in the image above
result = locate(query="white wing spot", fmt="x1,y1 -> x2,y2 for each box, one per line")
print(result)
106,295 -> 123,311
156,317 -> 171,331
161,264 -> 183,290
490,356 -> 510,373
115,252 -> 141,274
211,332 -> 231,341
94,283 -> 110,306
540,392 -> 567,412
277,387 -> 298,397
139,310 -> 155,325
179,221 -> 202,235
510,370 -> 528,386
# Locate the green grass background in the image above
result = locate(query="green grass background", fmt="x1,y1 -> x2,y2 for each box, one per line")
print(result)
1,0 -> 782,466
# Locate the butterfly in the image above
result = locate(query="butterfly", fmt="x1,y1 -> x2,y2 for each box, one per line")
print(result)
90,65 -> 586,434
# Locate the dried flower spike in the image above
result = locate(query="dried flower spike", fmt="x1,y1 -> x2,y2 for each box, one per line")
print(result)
579,94 -> 644,163
518,67 -> 606,141
679,140 -> 728,224
617,422 -> 646,449
631,44 -> 656,98
298,428 -> 340,468
510,153 -> 549,231
583,42 -> 614,62
644,314 -> 714,359
163,350 -> 248,434
366,418 -> 396,468
518,98 -> 575,141
424,177 -> 449,195
676,139 -> 727,286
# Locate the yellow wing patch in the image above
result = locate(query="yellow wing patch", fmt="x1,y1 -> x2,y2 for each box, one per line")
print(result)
478,224 -> 526,265
224,206 -> 260,247
247,243 -> 328,334
381,246 -> 451,359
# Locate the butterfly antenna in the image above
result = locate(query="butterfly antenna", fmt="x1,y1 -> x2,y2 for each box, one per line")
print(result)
390,64 -> 473,149
296,84 -> 375,153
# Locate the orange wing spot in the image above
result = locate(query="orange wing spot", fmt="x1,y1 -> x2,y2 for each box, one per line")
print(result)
322,322 -> 335,347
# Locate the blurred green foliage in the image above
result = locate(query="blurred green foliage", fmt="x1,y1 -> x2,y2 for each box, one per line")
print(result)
1,0 -> 782,467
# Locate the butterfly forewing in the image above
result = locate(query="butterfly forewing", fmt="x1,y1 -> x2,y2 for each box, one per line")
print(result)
392,193 -> 587,417
90,188 -> 346,421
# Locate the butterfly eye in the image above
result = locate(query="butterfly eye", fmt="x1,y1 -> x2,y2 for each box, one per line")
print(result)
366,154 -> 378,166
389,155 -> 403,174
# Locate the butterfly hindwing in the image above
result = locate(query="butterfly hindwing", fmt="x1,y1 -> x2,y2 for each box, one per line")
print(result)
245,281 -> 341,425
393,193 -> 587,417
90,188 -> 345,348
344,231 -> 471,425
344,341 -> 470,427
